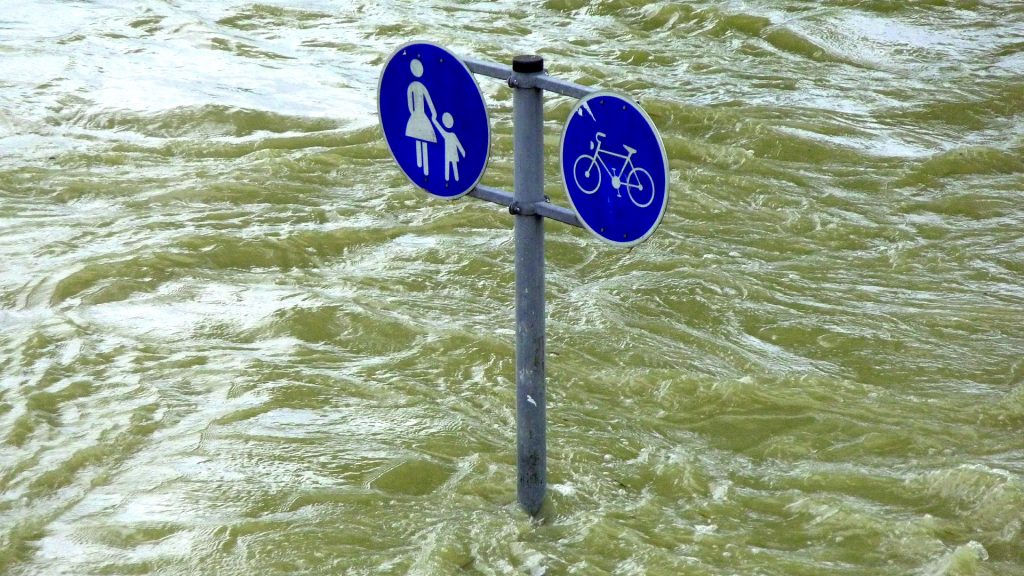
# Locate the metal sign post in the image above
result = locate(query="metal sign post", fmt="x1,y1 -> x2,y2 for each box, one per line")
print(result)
510,55 -> 547,515
379,43 -> 669,517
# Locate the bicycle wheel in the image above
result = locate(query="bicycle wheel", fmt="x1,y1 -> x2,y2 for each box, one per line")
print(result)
572,155 -> 602,195
625,167 -> 656,208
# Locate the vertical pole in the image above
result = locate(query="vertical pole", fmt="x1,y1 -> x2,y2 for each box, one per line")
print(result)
511,54 -> 546,517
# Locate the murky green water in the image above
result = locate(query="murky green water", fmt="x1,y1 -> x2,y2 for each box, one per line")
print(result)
2,1 -> 1023,574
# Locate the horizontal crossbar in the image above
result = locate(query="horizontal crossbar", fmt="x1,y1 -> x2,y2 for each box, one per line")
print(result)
459,56 -> 588,229
470,185 -> 582,228
462,57 -> 597,100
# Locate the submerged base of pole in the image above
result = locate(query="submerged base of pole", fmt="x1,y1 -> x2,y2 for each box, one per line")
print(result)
512,54 -> 547,517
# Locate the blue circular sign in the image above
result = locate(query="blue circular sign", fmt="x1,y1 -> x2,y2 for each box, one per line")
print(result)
378,42 -> 490,199
560,91 -> 669,246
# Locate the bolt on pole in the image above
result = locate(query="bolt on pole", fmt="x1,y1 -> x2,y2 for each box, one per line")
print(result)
511,54 -> 546,517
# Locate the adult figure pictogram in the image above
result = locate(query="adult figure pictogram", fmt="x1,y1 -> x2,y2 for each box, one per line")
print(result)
405,59 -> 438,176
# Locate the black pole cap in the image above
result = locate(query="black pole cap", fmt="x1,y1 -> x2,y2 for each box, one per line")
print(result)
512,55 -> 544,73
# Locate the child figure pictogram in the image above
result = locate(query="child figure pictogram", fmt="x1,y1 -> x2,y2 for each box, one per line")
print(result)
432,112 -> 466,182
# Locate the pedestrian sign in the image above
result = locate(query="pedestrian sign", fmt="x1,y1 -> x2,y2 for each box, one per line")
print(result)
378,41 -> 490,199
560,91 -> 668,246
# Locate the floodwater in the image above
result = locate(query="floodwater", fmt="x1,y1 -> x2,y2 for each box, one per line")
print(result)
2,1 -> 1022,574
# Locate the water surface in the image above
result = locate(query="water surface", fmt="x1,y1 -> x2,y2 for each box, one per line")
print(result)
1,1 -> 1022,574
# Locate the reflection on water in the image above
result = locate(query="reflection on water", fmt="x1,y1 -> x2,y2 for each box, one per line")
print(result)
1,1 -> 1023,574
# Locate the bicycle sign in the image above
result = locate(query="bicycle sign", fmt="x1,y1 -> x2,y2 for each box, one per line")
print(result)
560,91 -> 668,247
573,132 -> 656,208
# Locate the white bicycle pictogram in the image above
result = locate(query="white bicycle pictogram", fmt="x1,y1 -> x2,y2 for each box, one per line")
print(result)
572,132 -> 656,208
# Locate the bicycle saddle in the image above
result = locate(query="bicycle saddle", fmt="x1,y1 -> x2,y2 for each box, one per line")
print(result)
623,144 -> 637,155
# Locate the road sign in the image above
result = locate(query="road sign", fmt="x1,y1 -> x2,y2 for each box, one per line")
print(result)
560,91 -> 668,246
378,41 -> 490,199
379,47 -> 669,517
